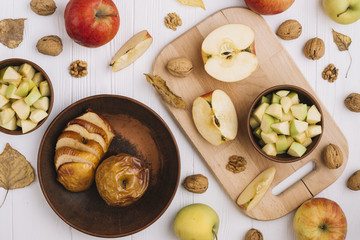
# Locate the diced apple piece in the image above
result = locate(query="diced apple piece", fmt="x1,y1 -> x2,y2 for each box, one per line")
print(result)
276,135 -> 288,152
11,99 -> 30,120
263,143 -> 277,156
290,119 -> 308,137
0,66 -> 22,86
302,138 -> 312,147
293,132 -> 307,144
24,87 -> 41,106
306,105 -> 321,124
19,63 -> 36,80
12,66 -> 20,71
276,90 -> 290,97
306,125 -> 322,138
236,167 -> 276,211
15,80 -> 30,97
0,102 -> 11,110
272,93 -> 281,104
0,94 -> 9,109
253,127 -> 262,139
16,118 -> 22,127
21,120 -> 37,134
33,97 -> 50,111
286,136 -> 294,149
6,84 -> 21,99
271,121 -> 290,135
111,30 -> 153,72
0,116 -> 17,130
288,92 -> 299,105
253,103 -> 269,122
22,78 -> 36,90
287,142 -> 307,157
0,84 -> 8,96
291,104 -> 308,121
0,108 -> 15,124
260,114 -> 275,133
39,81 -> 50,96
265,103 -> 282,120
30,109 -> 48,123
261,131 -> 279,144
250,117 -> 260,129
32,72 -> 44,86
281,111 -> 294,121
261,96 -> 270,104
280,96 -> 292,113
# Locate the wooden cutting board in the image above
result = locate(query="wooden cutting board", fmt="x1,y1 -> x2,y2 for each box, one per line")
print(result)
152,7 -> 348,220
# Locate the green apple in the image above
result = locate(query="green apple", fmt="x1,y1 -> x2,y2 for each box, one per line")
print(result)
260,114 -> 275,133
281,110 -> 294,121
288,92 -> 299,105
0,66 -> 22,86
19,63 -> 36,80
276,90 -> 290,97
11,99 -> 30,120
261,96 -> 270,104
280,96 -> 292,113
21,120 -> 37,134
306,125 -> 322,138
0,116 -> 17,130
263,143 -> 277,156
15,80 -> 30,97
33,97 -> 50,111
293,132 -> 307,144
276,135 -> 288,152
0,94 -> 9,109
32,72 -> 44,86
307,105 -> 321,124
291,104 -> 307,121
0,108 -> 15,124
253,102 -> 269,122
323,0 -> 360,24
286,136 -> 294,148
253,127 -> 262,139
302,137 -> 312,147
24,86 -> 41,106
6,84 -> 21,99
250,116 -> 260,129
265,103 -> 282,119
39,81 -> 50,96
261,131 -> 279,144
288,142 -> 307,157
0,84 -> 8,96
30,109 -> 48,123
174,203 -> 219,240
271,121 -> 290,135
272,93 -> 281,104
290,119 -> 308,136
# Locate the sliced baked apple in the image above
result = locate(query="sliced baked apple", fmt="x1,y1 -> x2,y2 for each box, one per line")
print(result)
110,30 -> 153,72
68,119 -> 109,145
54,147 -> 100,170
57,162 -> 95,192
236,167 -> 276,211
201,24 -> 258,82
192,89 -> 238,146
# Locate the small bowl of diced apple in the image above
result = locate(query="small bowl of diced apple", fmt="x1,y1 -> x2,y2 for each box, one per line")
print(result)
247,85 -> 323,163
0,58 -> 53,135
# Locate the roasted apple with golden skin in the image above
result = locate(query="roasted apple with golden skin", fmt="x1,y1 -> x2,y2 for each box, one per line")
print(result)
95,153 -> 150,207
57,162 -> 95,192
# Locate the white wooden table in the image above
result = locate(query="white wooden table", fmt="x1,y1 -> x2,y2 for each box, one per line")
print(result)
1,0 -> 359,239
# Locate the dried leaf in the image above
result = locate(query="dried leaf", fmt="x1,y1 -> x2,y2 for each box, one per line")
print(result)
0,143 -> 35,207
332,29 -> 351,51
0,18 -> 26,49
145,74 -> 186,109
177,0 -> 205,10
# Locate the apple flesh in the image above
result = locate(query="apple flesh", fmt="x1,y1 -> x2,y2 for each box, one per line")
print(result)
64,0 -> 120,48
201,24 -> 258,82
174,203 -> 219,240
245,0 -> 294,15
293,198 -> 347,240
192,90 -> 238,146
323,0 -> 360,24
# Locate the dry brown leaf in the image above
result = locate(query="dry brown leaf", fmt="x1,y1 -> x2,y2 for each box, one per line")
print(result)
177,0 -> 205,10
332,29 -> 352,78
145,74 -> 186,109
0,18 -> 26,49
0,143 -> 35,207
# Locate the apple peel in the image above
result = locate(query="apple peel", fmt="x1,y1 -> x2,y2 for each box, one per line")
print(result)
177,0 -> 205,10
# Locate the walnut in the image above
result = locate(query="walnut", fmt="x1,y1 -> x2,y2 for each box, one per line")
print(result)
323,144 -> 343,169
69,60 -> 88,78
245,228 -> 263,240
322,64 -> 339,83
183,174 -> 208,193
344,93 -> 360,112
164,12 -> 182,31
30,0 -> 56,16
347,170 -> 360,191
276,20 -> 302,40
226,155 -> 247,173
304,38 -> 325,60
167,57 -> 193,77
36,35 -> 63,56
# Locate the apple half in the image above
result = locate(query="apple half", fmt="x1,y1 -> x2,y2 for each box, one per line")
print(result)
201,24 -> 258,82
236,167 -> 276,211
192,89 -> 238,146
110,30 -> 153,72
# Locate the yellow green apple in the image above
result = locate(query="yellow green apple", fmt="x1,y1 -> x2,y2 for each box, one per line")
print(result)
323,0 -> 360,24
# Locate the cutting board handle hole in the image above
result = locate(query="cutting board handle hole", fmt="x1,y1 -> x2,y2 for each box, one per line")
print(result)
272,161 -> 315,196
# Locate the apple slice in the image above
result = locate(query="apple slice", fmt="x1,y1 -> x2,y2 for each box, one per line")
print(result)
280,96 -> 292,113
192,90 -> 238,146
261,131 -> 279,144
276,135 -> 288,152
15,80 -> 30,97
293,132 -> 307,144
0,66 -> 22,86
290,119 -> 308,136
29,109 -> 48,123
39,81 -> 50,96
236,167 -> 276,211
306,105 -> 321,124
201,24 -> 258,82
302,137 -> 312,147
260,114 -> 275,133
32,72 -> 44,86
19,63 -> 36,80
110,30 -> 153,72
281,110 -> 294,121
291,104 -> 308,121
272,94 -> 281,104
253,127 -> 262,139
250,117 -> 260,129
33,97 -> 50,111
0,94 -> 9,109
263,143 -> 277,156
21,120 -> 37,134
0,84 -> 8,96
276,90 -> 290,97
253,102 -> 269,122
288,92 -> 299,104
271,121 -> 290,135
11,99 -> 30,120
287,142 -> 307,157
261,96 -> 270,104
0,108 -> 15,124
265,103 -> 282,120
0,116 -> 17,130
24,86 -> 41,106
306,125 -> 322,138
6,84 -> 21,99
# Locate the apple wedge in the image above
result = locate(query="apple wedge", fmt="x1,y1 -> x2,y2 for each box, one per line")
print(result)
236,167 -> 276,211
192,89 -> 238,146
110,30 -> 153,72
201,24 -> 258,82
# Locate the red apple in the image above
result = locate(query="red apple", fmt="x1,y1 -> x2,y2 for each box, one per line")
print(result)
245,0 -> 294,15
64,0 -> 120,48
293,198 -> 347,240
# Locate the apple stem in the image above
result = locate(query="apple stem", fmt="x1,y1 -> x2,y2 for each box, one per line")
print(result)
337,7 -> 349,18
0,189 -> 8,208
95,13 -> 118,18
213,230 -> 218,240
346,50 -> 352,78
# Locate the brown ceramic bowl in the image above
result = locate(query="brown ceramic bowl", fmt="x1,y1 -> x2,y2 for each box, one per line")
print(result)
247,85 -> 324,163
38,95 -> 180,238
0,58 -> 54,135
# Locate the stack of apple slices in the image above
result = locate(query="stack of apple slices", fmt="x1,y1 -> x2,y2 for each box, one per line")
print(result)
55,111 -> 115,192
0,63 -> 51,133
250,90 -> 322,157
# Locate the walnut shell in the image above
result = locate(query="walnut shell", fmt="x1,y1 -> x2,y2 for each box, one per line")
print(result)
30,0 -> 56,16
245,228 -> 263,240
36,35 -> 63,56
166,57 -> 193,77
304,38 -> 325,60
183,174 -> 208,193
323,144 -> 343,169
276,20 -> 302,40
347,170 -> 360,191
344,93 -> 360,112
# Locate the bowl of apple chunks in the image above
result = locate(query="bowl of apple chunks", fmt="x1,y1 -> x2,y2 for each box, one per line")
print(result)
247,85 -> 323,163
0,58 -> 53,135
